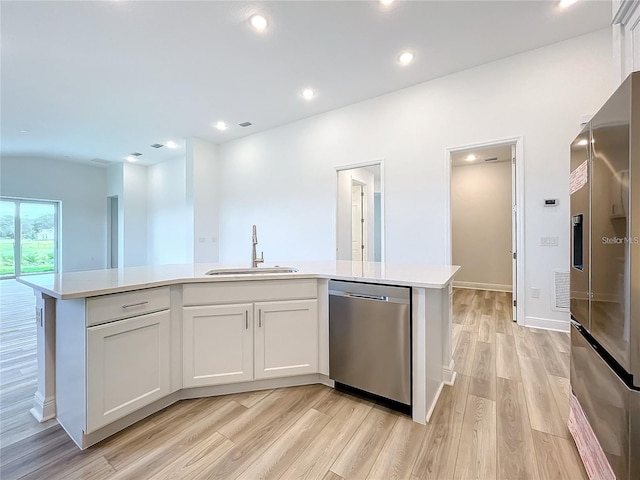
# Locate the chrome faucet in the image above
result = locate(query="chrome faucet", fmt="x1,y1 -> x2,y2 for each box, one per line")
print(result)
251,225 -> 264,268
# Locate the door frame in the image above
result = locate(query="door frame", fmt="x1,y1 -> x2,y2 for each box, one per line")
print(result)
444,137 -> 525,325
335,159 -> 385,262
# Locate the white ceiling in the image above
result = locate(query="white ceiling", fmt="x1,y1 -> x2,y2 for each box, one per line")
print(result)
1,0 -> 611,166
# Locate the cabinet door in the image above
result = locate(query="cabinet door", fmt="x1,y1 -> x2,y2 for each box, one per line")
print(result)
86,310 -> 171,432
183,304 -> 253,387
254,299 -> 318,379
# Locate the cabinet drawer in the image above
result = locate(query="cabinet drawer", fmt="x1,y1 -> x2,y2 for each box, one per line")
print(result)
86,286 -> 170,326
183,279 -> 317,306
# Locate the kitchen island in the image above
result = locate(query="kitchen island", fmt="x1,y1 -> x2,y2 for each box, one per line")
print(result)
18,261 -> 459,449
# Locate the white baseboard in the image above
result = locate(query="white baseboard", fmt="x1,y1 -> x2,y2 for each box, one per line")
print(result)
442,360 -> 456,386
183,374 -> 331,399
425,382 -> 444,423
453,281 -> 512,293
524,315 -> 570,332
30,391 -> 56,423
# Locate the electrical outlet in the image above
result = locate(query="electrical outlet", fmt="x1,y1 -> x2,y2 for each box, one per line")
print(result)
531,287 -> 540,298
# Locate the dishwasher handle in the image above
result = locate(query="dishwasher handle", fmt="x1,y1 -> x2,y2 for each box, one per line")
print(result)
329,289 -> 408,303
345,292 -> 389,302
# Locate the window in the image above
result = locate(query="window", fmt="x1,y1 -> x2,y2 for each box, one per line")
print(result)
0,198 -> 59,277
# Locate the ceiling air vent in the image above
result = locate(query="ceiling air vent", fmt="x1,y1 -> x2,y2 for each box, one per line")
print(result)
91,158 -> 112,165
130,152 -> 142,157
239,122 -> 253,127
150,143 -> 164,149
483,157 -> 499,162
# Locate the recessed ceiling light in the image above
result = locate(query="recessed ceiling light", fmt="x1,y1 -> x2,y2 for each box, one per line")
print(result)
19,130 -> 28,133
301,88 -> 316,100
250,14 -> 268,31
465,154 -> 477,162
577,139 -> 588,146
398,51 -> 414,66
166,141 -> 178,149
379,0 -> 395,5
559,0 -> 579,8
215,121 -> 228,131
126,156 -> 136,162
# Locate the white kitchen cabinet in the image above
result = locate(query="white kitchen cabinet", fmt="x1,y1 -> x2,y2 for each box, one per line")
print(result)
181,281 -> 319,387
182,303 -> 253,387
254,299 -> 318,379
86,309 -> 171,433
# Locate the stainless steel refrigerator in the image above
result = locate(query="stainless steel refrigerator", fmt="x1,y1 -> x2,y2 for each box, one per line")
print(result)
570,72 -> 640,480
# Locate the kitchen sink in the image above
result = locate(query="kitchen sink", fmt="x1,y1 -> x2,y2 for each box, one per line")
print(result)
205,266 -> 299,276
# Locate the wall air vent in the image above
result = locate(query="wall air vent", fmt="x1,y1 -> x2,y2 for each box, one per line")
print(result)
90,158 -> 112,165
483,157 -> 499,162
553,270 -> 570,311
239,122 -> 253,127
150,143 -> 164,149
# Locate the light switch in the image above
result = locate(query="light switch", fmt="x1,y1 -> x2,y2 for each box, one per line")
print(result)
540,236 -> 558,246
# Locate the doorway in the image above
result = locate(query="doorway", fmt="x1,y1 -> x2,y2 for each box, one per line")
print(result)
336,162 -> 384,262
0,197 -> 60,278
446,138 -> 524,323
107,195 -> 119,268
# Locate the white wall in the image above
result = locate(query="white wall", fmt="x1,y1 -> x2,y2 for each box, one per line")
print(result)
452,161 -> 512,290
107,163 -> 124,267
147,156 -> 189,265
122,163 -> 147,267
218,29 -> 615,328
146,138 -> 219,265
186,138 -> 219,263
107,162 -> 148,268
0,156 -> 107,272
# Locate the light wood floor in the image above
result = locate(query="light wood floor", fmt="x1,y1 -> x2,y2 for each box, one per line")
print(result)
0,286 -> 588,480
0,280 -> 58,448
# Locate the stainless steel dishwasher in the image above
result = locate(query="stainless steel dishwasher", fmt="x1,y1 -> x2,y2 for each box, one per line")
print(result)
329,280 -> 411,409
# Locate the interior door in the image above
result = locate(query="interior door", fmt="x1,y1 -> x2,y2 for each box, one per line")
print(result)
351,183 -> 364,261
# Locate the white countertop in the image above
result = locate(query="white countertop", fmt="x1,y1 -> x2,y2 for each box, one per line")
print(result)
16,261 -> 460,299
